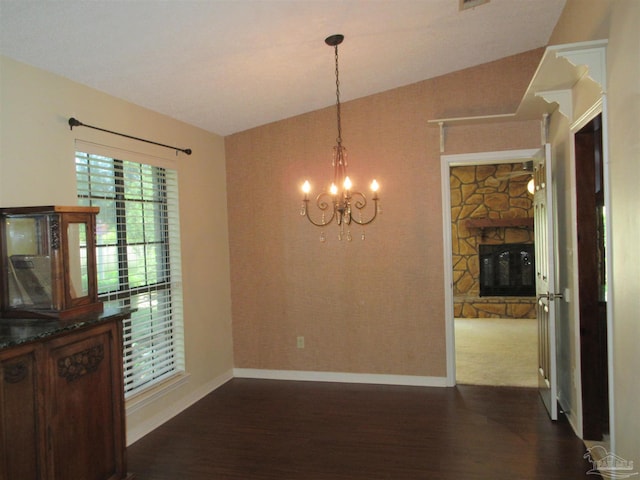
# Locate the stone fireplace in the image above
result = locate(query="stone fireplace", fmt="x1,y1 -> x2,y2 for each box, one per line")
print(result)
479,243 -> 535,297
450,163 -> 536,319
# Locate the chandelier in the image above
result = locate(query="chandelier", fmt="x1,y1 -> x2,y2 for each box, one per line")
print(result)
300,34 -> 381,242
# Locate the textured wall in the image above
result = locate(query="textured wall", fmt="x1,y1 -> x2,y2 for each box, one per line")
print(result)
225,49 -> 543,378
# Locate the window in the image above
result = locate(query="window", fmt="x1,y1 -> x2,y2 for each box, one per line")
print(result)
76,152 -> 184,397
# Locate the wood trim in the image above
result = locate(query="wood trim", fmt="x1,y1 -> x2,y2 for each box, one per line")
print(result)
233,368 -> 448,387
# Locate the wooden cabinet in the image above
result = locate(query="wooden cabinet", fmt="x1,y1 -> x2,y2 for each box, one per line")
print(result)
0,312 -> 133,480
0,344 -> 41,480
45,322 -> 128,480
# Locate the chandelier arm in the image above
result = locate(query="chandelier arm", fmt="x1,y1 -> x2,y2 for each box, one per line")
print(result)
351,191 -> 368,210
302,194 -> 337,227
347,192 -> 380,226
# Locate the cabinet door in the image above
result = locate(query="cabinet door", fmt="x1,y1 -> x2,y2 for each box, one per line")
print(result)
46,324 -> 125,480
0,347 -> 41,480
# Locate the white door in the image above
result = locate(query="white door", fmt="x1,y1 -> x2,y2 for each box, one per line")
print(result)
533,144 -> 558,420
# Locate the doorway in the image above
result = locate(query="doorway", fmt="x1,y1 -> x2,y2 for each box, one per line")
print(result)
441,149 -> 541,388
575,114 -> 610,441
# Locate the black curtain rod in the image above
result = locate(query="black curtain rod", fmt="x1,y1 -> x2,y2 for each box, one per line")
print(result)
68,117 -> 192,155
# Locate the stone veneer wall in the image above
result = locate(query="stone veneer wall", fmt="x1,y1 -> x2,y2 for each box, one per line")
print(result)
450,163 -> 536,319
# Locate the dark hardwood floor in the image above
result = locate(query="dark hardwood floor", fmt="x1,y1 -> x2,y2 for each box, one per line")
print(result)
127,379 -> 600,480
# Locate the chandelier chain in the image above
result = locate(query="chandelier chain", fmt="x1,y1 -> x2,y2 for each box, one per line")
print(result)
334,44 -> 342,146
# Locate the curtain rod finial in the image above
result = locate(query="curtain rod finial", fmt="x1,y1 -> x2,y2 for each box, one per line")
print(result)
68,117 -> 82,130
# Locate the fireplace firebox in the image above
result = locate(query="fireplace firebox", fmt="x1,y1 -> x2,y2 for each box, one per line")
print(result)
479,243 -> 535,297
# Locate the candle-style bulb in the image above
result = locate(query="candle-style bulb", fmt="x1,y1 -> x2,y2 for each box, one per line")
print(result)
344,176 -> 352,190
370,179 -> 379,192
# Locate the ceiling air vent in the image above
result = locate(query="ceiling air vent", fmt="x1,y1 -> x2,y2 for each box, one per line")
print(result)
459,0 -> 490,11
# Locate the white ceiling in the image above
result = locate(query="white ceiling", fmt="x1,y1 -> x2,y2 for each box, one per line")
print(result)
0,0 -> 566,136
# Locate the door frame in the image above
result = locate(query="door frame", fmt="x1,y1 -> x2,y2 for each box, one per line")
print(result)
440,148 -> 542,386
569,97 -> 615,444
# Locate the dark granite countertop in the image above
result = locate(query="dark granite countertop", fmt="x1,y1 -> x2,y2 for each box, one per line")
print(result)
0,308 -> 132,351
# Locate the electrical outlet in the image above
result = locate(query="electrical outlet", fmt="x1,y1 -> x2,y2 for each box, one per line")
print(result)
297,336 -> 305,349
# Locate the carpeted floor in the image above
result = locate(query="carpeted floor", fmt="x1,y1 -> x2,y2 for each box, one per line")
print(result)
455,317 -> 538,388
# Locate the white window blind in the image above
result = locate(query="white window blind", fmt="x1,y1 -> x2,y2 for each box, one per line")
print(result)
75,152 -> 185,397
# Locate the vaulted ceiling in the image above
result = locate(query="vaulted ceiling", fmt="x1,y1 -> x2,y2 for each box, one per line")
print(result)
0,0 -> 566,136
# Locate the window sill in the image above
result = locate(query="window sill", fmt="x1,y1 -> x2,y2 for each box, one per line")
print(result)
125,372 -> 191,416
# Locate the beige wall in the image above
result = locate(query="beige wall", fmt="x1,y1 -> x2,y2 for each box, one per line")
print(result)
0,56 -> 234,443
606,0 -> 640,463
548,0 -> 612,45
549,0 -> 639,462
225,50 -> 541,380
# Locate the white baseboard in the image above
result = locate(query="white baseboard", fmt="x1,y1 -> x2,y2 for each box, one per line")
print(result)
126,368 -> 233,445
558,393 -> 582,439
126,368 -> 446,445
126,372 -> 192,416
233,368 -> 448,387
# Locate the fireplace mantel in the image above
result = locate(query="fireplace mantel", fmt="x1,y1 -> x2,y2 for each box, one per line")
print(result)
466,218 -> 533,239
465,217 -> 534,229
